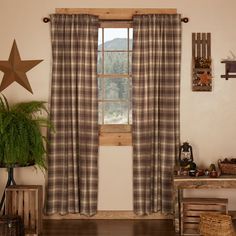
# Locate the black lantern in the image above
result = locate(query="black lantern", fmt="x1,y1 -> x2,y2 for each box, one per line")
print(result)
179,142 -> 193,163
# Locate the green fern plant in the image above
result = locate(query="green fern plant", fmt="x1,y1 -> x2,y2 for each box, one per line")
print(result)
0,94 -> 52,170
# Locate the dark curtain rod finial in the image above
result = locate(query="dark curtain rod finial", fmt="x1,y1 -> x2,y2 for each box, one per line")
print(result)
43,17 -> 50,23
181,17 -> 189,23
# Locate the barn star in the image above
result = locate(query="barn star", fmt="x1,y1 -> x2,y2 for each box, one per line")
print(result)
0,40 -> 43,94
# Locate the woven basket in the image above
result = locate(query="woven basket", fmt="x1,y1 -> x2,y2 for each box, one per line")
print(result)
199,213 -> 235,236
218,160 -> 236,175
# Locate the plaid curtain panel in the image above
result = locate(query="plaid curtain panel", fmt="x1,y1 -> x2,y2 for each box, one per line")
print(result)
45,14 -> 99,216
132,14 -> 181,215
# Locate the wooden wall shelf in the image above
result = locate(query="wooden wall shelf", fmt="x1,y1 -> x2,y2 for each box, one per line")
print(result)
221,60 -> 236,80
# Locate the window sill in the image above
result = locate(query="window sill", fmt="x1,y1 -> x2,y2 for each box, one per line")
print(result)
99,125 -> 132,146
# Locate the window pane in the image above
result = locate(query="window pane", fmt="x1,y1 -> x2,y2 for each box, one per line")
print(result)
129,79 -> 132,124
129,108 -> 132,124
129,28 -> 133,50
98,78 -> 103,99
104,78 -> 129,100
104,102 -> 128,124
97,52 -> 102,74
104,28 -> 128,50
104,52 -> 128,74
129,52 -> 132,74
129,28 -> 133,39
98,28 -> 103,50
129,98 -> 132,124
97,26 -> 133,125
98,102 -> 103,124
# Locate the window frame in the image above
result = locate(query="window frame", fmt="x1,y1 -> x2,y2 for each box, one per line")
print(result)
98,21 -> 133,146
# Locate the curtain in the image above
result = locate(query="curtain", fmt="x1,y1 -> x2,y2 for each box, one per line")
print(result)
132,14 -> 181,215
45,14 -> 99,216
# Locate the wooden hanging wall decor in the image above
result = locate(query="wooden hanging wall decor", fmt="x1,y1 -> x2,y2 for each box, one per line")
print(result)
192,33 -> 212,91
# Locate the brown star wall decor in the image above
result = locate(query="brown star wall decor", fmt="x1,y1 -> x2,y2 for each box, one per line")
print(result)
0,40 -> 43,94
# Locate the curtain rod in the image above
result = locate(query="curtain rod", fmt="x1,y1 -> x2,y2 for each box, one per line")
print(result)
42,17 -> 189,23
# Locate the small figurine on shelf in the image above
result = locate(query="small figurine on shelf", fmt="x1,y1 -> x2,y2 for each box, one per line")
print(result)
209,163 -> 219,178
205,169 -> 210,176
189,162 -> 197,176
195,169 -> 205,177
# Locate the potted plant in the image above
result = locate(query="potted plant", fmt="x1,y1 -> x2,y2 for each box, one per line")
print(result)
0,94 -> 52,170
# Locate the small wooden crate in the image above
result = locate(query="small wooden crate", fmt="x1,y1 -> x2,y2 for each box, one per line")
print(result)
5,185 -> 43,236
181,198 -> 228,236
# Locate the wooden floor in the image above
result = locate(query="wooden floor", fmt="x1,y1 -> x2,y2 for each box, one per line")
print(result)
43,219 -> 236,236
42,219 -> 176,236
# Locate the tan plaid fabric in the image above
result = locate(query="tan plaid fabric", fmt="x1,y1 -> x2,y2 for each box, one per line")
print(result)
132,14 -> 181,215
45,14 -> 99,216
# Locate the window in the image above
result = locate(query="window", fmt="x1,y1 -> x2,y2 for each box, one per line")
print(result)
98,23 -> 133,146
98,25 -> 133,126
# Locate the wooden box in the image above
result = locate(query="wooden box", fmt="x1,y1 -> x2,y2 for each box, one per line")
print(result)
0,215 -> 24,236
181,198 -> 228,236
5,185 -> 43,236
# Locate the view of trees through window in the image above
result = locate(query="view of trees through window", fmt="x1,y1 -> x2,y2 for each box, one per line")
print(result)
98,28 -> 133,124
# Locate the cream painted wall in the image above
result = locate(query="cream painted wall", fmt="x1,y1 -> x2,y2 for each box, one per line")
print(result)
0,0 -> 236,211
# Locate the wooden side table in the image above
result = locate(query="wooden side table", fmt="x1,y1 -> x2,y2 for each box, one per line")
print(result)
173,175 -> 236,233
